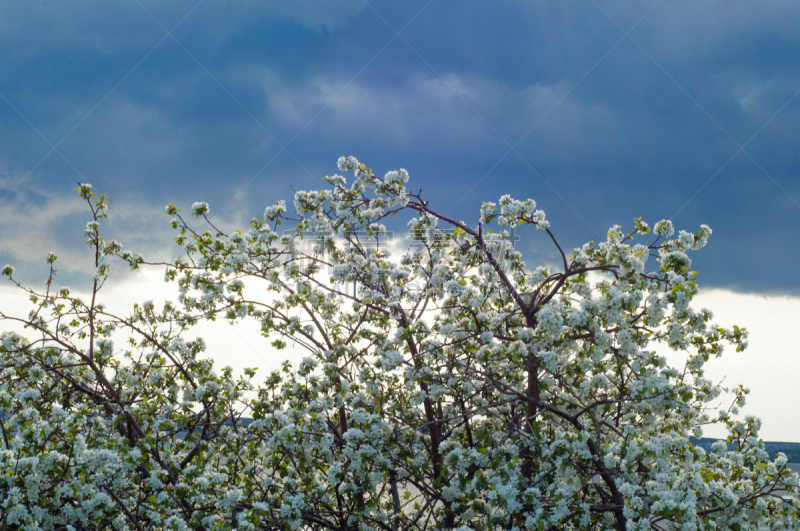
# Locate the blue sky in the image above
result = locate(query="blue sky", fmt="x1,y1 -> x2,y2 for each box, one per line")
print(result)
1,0 -> 800,440
1,0 -> 799,293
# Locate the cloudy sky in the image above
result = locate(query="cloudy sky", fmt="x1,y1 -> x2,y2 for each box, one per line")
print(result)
1,1 -> 799,439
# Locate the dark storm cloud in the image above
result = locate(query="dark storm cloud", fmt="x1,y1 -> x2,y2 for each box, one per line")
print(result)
0,0 -> 798,293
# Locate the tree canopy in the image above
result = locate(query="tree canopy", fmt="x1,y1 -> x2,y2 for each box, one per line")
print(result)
1,157 -> 798,530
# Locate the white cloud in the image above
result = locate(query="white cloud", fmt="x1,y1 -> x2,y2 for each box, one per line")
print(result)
692,289 -> 800,442
0,175 -> 89,270
229,68 -> 505,149
0,174 -> 254,277
734,79 -> 773,120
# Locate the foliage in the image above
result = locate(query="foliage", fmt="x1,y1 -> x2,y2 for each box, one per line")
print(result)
0,159 -> 798,530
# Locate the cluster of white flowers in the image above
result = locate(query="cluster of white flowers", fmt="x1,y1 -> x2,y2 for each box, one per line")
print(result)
497,195 -> 534,225
378,349 -> 404,370
191,201 -> 210,217
263,199 -> 286,220
654,219 -> 674,237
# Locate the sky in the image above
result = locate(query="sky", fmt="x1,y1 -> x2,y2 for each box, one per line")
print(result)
0,0 -> 799,440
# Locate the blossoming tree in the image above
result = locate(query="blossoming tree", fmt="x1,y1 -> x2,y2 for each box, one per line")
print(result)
1,157 -> 798,530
